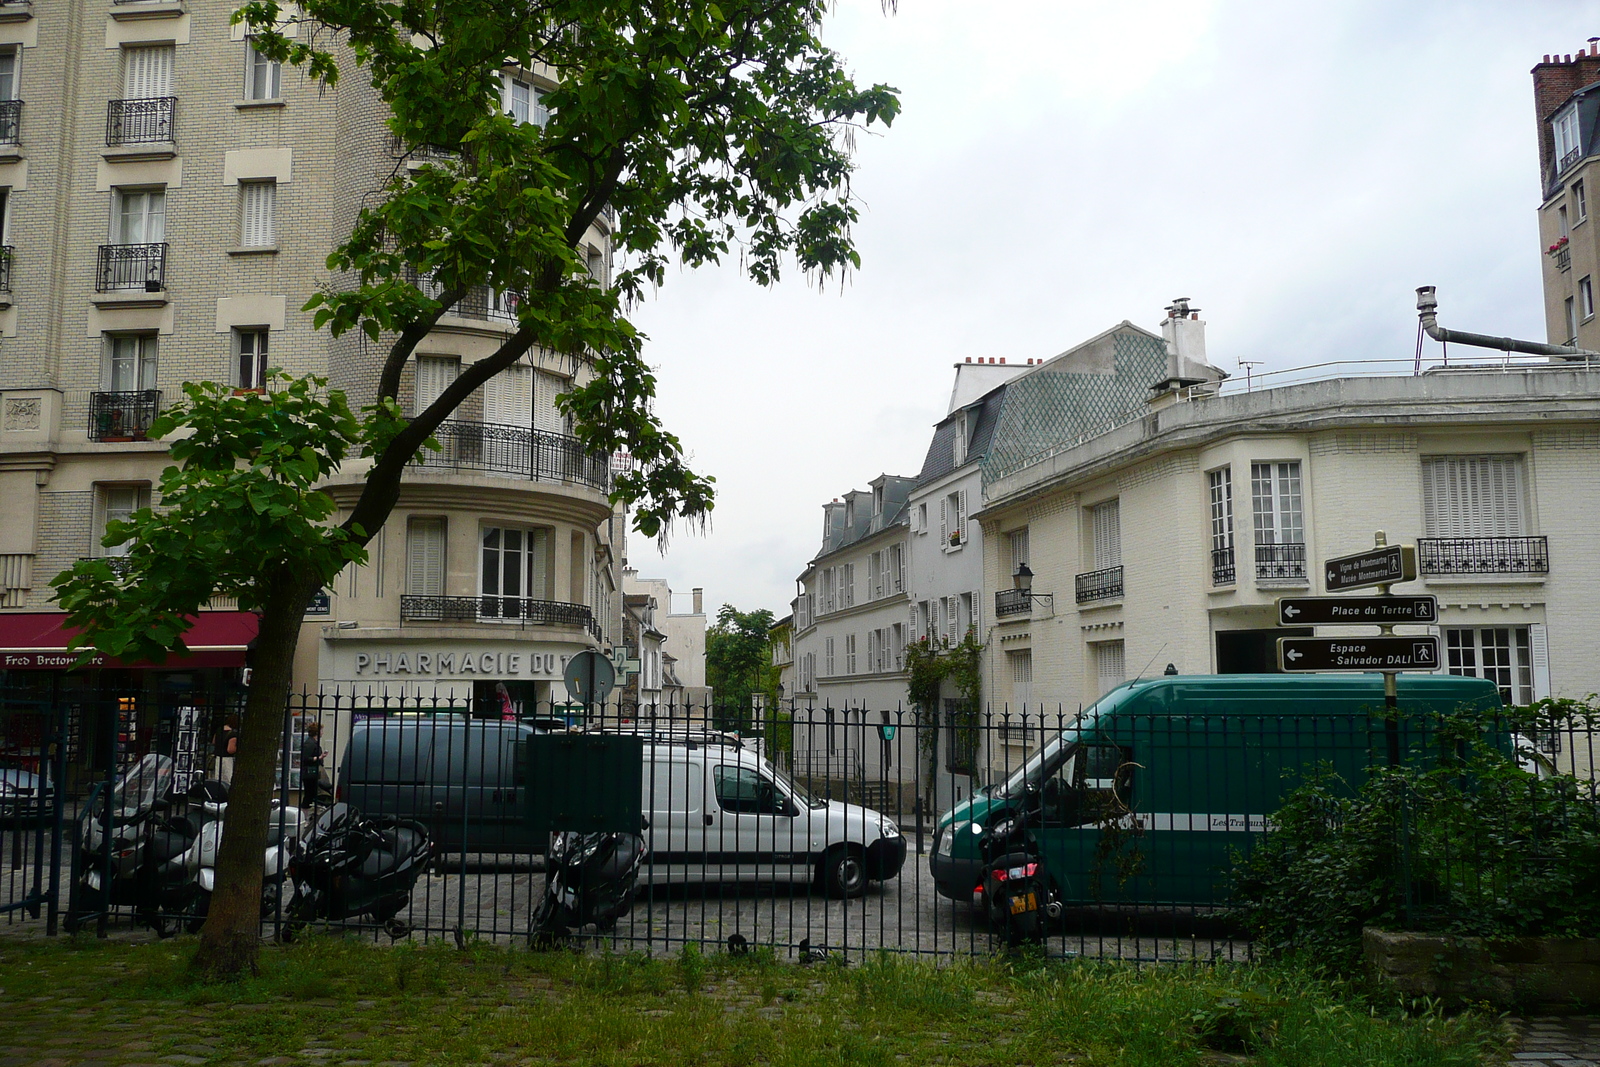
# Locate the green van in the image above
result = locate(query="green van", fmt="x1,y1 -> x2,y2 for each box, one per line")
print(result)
929,673 -> 1502,908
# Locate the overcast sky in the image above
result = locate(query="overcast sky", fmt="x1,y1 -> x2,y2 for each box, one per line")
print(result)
623,0 -> 1598,620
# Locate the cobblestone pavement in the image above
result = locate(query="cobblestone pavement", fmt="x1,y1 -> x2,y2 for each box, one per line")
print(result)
1508,1017 -> 1600,1066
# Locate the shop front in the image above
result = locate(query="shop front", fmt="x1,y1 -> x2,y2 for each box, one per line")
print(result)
0,611 -> 258,794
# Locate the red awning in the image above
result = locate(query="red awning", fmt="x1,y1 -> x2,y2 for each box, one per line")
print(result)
0,612 -> 259,670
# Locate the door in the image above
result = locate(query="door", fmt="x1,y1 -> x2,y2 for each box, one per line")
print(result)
342,724 -> 434,835
107,335 -> 157,392
639,755 -> 706,886
458,724 -> 536,853
710,763 -> 806,882
1032,742 -> 1143,905
114,189 -> 165,245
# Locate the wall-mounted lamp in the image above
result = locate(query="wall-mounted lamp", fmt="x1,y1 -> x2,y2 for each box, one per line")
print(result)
1011,564 -> 1054,613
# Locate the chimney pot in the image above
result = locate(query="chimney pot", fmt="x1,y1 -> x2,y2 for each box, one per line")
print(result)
999,358 -> 1006,364
1545,55 -> 1552,63
692,587 -> 703,615
965,356 -> 971,362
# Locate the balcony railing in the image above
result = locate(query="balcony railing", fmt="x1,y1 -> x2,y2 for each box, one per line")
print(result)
1074,565 -> 1123,604
96,242 -> 167,292
1560,145 -> 1583,174
88,390 -> 160,441
1254,542 -> 1307,581
0,245 -> 12,293
413,420 -> 609,490
400,594 -> 598,638
1418,536 -> 1550,576
0,99 -> 21,146
1211,545 -> 1236,585
386,133 -> 458,161
106,96 -> 176,146
405,268 -> 522,325
994,588 -> 1032,618
1555,246 -> 1573,272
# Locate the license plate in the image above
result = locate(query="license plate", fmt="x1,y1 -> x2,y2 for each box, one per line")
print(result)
1009,892 -> 1037,915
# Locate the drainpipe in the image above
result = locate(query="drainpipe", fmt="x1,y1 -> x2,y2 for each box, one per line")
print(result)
1416,286 -> 1600,359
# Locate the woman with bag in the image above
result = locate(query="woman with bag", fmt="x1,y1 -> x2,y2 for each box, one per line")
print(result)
213,715 -> 239,786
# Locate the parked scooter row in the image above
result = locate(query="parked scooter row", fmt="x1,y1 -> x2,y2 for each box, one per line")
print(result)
65,755 -> 430,938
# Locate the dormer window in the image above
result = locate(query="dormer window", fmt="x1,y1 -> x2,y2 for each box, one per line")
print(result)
953,411 -> 968,465
1555,104 -> 1582,172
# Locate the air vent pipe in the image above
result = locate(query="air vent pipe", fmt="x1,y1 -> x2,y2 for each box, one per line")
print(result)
1416,286 -> 1600,358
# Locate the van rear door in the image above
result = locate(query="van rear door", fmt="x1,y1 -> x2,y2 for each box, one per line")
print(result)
639,753 -> 706,886
343,722 -> 434,829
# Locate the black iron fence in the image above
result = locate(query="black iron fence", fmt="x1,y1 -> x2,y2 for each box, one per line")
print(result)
1418,536 -> 1549,576
1211,546 -> 1235,586
106,97 -> 176,146
993,588 -> 1030,618
87,390 -> 160,440
399,594 -> 599,639
0,99 -> 21,146
1253,542 -> 1306,581
413,420 -> 609,490
1074,565 -> 1123,604
96,243 -> 167,292
0,244 -> 12,293
4,684 -> 1591,963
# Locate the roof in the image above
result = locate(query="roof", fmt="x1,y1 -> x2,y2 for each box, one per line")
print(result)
916,380 -> 1009,488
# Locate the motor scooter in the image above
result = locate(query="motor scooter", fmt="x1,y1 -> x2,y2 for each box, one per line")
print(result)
529,829 -> 646,944
282,802 -> 430,940
977,813 -> 1059,946
182,779 -> 305,933
66,754 -> 201,937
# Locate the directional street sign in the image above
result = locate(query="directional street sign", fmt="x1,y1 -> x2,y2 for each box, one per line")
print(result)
1278,595 -> 1438,626
1278,635 -> 1440,672
1324,544 -> 1416,592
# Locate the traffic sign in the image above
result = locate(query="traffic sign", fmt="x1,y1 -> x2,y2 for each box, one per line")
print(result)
563,648 -> 617,704
1278,595 -> 1437,626
1324,544 -> 1416,591
1278,636 -> 1439,672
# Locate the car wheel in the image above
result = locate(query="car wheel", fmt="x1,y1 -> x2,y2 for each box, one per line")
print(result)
819,845 -> 867,899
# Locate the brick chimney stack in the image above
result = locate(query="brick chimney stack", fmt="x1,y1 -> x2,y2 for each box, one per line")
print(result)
1532,44 -> 1600,190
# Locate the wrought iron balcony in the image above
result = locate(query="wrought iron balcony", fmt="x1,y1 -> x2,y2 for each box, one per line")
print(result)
1560,145 -> 1583,174
0,99 -> 21,146
1418,536 -> 1549,576
1211,545 -> 1236,585
386,133 -> 458,161
400,594 -> 598,638
88,390 -> 160,441
1074,565 -> 1123,604
1254,542 -> 1306,581
0,245 -> 12,293
1555,246 -> 1573,272
411,420 -> 609,490
994,588 -> 1032,617
96,242 -> 167,292
405,268 -> 521,324
106,96 -> 176,146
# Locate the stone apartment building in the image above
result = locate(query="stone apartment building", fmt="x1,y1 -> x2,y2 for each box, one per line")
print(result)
1535,42 -> 1600,349
0,1 -> 622,777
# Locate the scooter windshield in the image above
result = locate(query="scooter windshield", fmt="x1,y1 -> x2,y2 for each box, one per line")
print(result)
112,754 -> 174,817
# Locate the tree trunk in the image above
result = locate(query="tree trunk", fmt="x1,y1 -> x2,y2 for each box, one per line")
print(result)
190,565 -> 317,979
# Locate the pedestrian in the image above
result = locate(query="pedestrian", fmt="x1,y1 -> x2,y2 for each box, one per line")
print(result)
213,715 -> 239,787
495,681 -> 517,722
300,720 -> 325,808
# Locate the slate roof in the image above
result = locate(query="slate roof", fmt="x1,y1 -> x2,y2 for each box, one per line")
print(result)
915,381 -> 1009,488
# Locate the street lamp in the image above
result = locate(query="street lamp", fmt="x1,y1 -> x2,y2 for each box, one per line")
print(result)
1012,564 -> 1054,613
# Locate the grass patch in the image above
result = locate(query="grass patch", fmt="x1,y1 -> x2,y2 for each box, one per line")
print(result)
0,937 -> 1508,1066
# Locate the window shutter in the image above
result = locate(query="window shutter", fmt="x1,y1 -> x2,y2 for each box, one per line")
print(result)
485,364 -> 532,426
939,497 -> 947,543
415,356 -> 458,412
1092,500 -> 1121,569
124,46 -> 173,98
240,182 -> 275,246
957,489 -> 968,542
970,589 -> 980,635
1530,622 -> 1551,699
407,518 -> 445,596
534,371 -> 566,433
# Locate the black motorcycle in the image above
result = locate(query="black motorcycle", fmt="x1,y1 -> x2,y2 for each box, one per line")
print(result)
529,830 -> 645,944
281,802 -> 430,940
978,814 -> 1059,946
65,755 -> 202,938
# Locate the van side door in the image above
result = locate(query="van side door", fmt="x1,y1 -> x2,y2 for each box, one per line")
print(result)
344,723 -> 432,831
710,764 -> 805,882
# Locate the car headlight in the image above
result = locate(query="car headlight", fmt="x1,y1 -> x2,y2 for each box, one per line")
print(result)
937,820 -> 969,856
879,820 -> 900,839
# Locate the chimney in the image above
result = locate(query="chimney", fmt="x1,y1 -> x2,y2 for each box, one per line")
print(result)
692,587 -> 703,615
1532,49 -> 1600,191
1160,297 -> 1209,378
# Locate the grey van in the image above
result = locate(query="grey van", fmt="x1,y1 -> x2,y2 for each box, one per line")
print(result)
341,717 -> 538,854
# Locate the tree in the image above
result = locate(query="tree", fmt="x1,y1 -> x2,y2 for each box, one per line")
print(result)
705,604 -> 777,731
51,0 -> 897,977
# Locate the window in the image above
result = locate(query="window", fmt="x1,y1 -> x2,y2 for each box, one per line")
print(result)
1209,467 -> 1235,583
917,502 -> 927,533
1009,528 -> 1030,573
479,525 -> 548,616
888,543 -> 904,593
868,552 -> 882,599
239,181 -> 275,247
406,517 -> 446,595
1447,626 -> 1536,706
97,484 -> 149,557
1560,204 -> 1570,237
1583,276 -> 1594,320
0,48 -> 17,101
821,568 -> 835,614
235,328 -> 269,390
501,73 -> 547,126
1567,296 -> 1578,341
533,370 -> 568,434
1554,104 -> 1582,167
714,765 -> 787,816
106,334 -> 156,391
123,45 -> 173,99
1421,455 -> 1525,537
952,412 -> 967,466
1094,640 -> 1125,696
1250,462 -> 1303,545
1008,650 -> 1033,724
1578,179 -> 1589,223
414,355 -> 459,413
114,187 -> 165,244
245,39 -> 281,100
942,489 -> 967,547
485,363 -> 532,426
840,563 -> 855,608
824,636 -> 835,676
1090,499 -> 1121,570
844,633 -> 856,674
866,629 -> 880,672
891,623 -> 904,670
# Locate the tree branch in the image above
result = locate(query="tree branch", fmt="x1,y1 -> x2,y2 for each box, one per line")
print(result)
376,286 -> 465,401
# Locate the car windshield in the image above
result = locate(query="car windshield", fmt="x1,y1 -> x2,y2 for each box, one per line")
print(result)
993,698 -> 1112,799
769,763 -> 826,809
